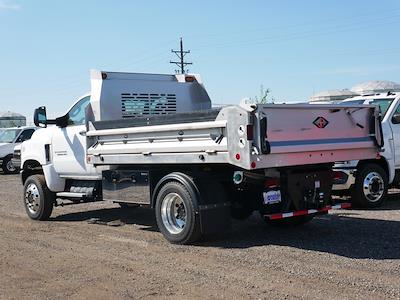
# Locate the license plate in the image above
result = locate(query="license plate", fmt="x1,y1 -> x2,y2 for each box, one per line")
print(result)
263,190 -> 281,205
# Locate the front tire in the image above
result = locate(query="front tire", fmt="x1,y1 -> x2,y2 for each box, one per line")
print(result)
23,175 -> 55,220
2,156 -> 18,174
155,181 -> 201,244
352,164 -> 388,208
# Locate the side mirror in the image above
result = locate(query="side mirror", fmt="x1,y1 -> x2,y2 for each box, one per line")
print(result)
34,106 -> 47,128
392,114 -> 400,124
55,114 -> 69,128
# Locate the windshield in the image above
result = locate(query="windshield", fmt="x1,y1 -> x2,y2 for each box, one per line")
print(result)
343,98 -> 394,117
368,98 -> 394,116
0,129 -> 21,143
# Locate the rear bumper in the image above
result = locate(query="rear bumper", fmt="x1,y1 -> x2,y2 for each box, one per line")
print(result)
265,202 -> 351,220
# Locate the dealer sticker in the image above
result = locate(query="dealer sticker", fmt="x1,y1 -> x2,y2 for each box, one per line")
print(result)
263,190 -> 282,205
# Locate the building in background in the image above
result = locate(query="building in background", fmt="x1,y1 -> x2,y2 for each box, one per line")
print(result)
309,89 -> 359,103
350,80 -> 400,95
309,80 -> 400,103
0,111 -> 26,128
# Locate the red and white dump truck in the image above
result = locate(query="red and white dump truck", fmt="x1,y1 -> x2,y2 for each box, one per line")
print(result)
20,70 -> 382,244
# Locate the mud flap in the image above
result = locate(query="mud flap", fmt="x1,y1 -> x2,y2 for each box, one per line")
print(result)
282,168 -> 333,211
198,202 -> 231,235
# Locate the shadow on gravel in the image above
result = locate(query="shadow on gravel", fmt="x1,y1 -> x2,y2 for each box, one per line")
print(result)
203,212 -> 400,260
51,200 -> 400,260
52,207 -> 158,232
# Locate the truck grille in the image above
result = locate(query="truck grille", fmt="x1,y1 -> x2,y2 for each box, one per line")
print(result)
121,93 -> 177,118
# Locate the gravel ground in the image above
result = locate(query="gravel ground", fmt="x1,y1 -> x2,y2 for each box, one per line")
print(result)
0,174 -> 399,299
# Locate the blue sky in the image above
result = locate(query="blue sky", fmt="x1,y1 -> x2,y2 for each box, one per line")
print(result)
0,0 -> 399,120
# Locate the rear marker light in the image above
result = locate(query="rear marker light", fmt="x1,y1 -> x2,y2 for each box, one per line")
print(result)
251,161 -> 256,169
185,76 -> 195,82
235,153 -> 241,160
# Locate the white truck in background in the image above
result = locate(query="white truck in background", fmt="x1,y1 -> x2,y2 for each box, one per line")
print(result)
333,92 -> 400,208
20,70 -> 383,244
0,126 -> 36,173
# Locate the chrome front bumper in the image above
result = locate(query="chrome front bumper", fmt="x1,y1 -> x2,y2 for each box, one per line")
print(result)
332,169 -> 356,191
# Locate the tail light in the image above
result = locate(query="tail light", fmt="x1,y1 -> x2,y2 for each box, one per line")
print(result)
265,178 -> 279,188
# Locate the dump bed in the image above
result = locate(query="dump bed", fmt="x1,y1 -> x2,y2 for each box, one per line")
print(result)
86,103 -> 382,170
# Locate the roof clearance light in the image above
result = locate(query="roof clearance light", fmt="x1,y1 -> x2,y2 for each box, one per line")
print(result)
185,76 -> 195,82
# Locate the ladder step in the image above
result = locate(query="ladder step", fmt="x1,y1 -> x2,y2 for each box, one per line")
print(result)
57,192 -> 87,198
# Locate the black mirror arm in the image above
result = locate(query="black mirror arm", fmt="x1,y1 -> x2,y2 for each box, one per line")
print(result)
55,115 -> 69,128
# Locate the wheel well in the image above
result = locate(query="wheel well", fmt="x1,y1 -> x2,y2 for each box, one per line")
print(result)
151,172 -> 200,209
22,160 -> 43,184
357,158 -> 389,176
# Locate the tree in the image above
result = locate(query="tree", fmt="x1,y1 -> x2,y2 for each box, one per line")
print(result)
251,85 -> 275,104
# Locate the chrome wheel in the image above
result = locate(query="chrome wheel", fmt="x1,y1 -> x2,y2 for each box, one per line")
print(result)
25,183 -> 41,215
363,172 -> 384,203
6,160 -> 16,172
161,192 -> 186,234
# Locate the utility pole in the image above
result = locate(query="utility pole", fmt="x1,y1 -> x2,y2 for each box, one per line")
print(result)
170,37 -> 192,74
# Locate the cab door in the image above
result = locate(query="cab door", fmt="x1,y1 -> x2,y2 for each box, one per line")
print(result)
389,100 -> 400,168
52,96 -> 98,177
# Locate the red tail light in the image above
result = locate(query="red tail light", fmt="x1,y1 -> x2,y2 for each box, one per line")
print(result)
265,178 -> 279,188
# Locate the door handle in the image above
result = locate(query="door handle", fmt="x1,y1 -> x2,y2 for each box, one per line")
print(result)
79,131 -> 86,136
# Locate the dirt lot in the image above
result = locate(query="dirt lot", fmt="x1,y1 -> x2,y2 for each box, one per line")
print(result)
0,174 -> 399,300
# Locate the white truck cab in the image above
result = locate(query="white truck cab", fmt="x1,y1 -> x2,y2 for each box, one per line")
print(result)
333,91 -> 400,207
0,126 -> 36,173
21,71 -> 212,192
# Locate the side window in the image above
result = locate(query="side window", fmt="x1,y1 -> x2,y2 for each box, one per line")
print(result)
67,96 -> 91,126
17,129 -> 35,142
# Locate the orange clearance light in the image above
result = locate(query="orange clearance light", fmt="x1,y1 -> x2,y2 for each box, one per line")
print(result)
235,153 -> 241,160
185,76 -> 195,82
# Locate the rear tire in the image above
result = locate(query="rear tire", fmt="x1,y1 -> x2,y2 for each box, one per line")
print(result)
23,175 -> 55,220
2,156 -> 18,174
352,164 -> 388,208
155,181 -> 201,244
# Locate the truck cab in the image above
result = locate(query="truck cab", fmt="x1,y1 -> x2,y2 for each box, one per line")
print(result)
333,91 -> 400,207
21,71 -> 212,193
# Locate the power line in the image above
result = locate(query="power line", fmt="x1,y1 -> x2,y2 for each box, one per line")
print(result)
170,37 -> 192,74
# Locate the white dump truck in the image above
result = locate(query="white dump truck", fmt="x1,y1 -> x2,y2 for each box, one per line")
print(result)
333,91 -> 400,208
20,70 -> 383,244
